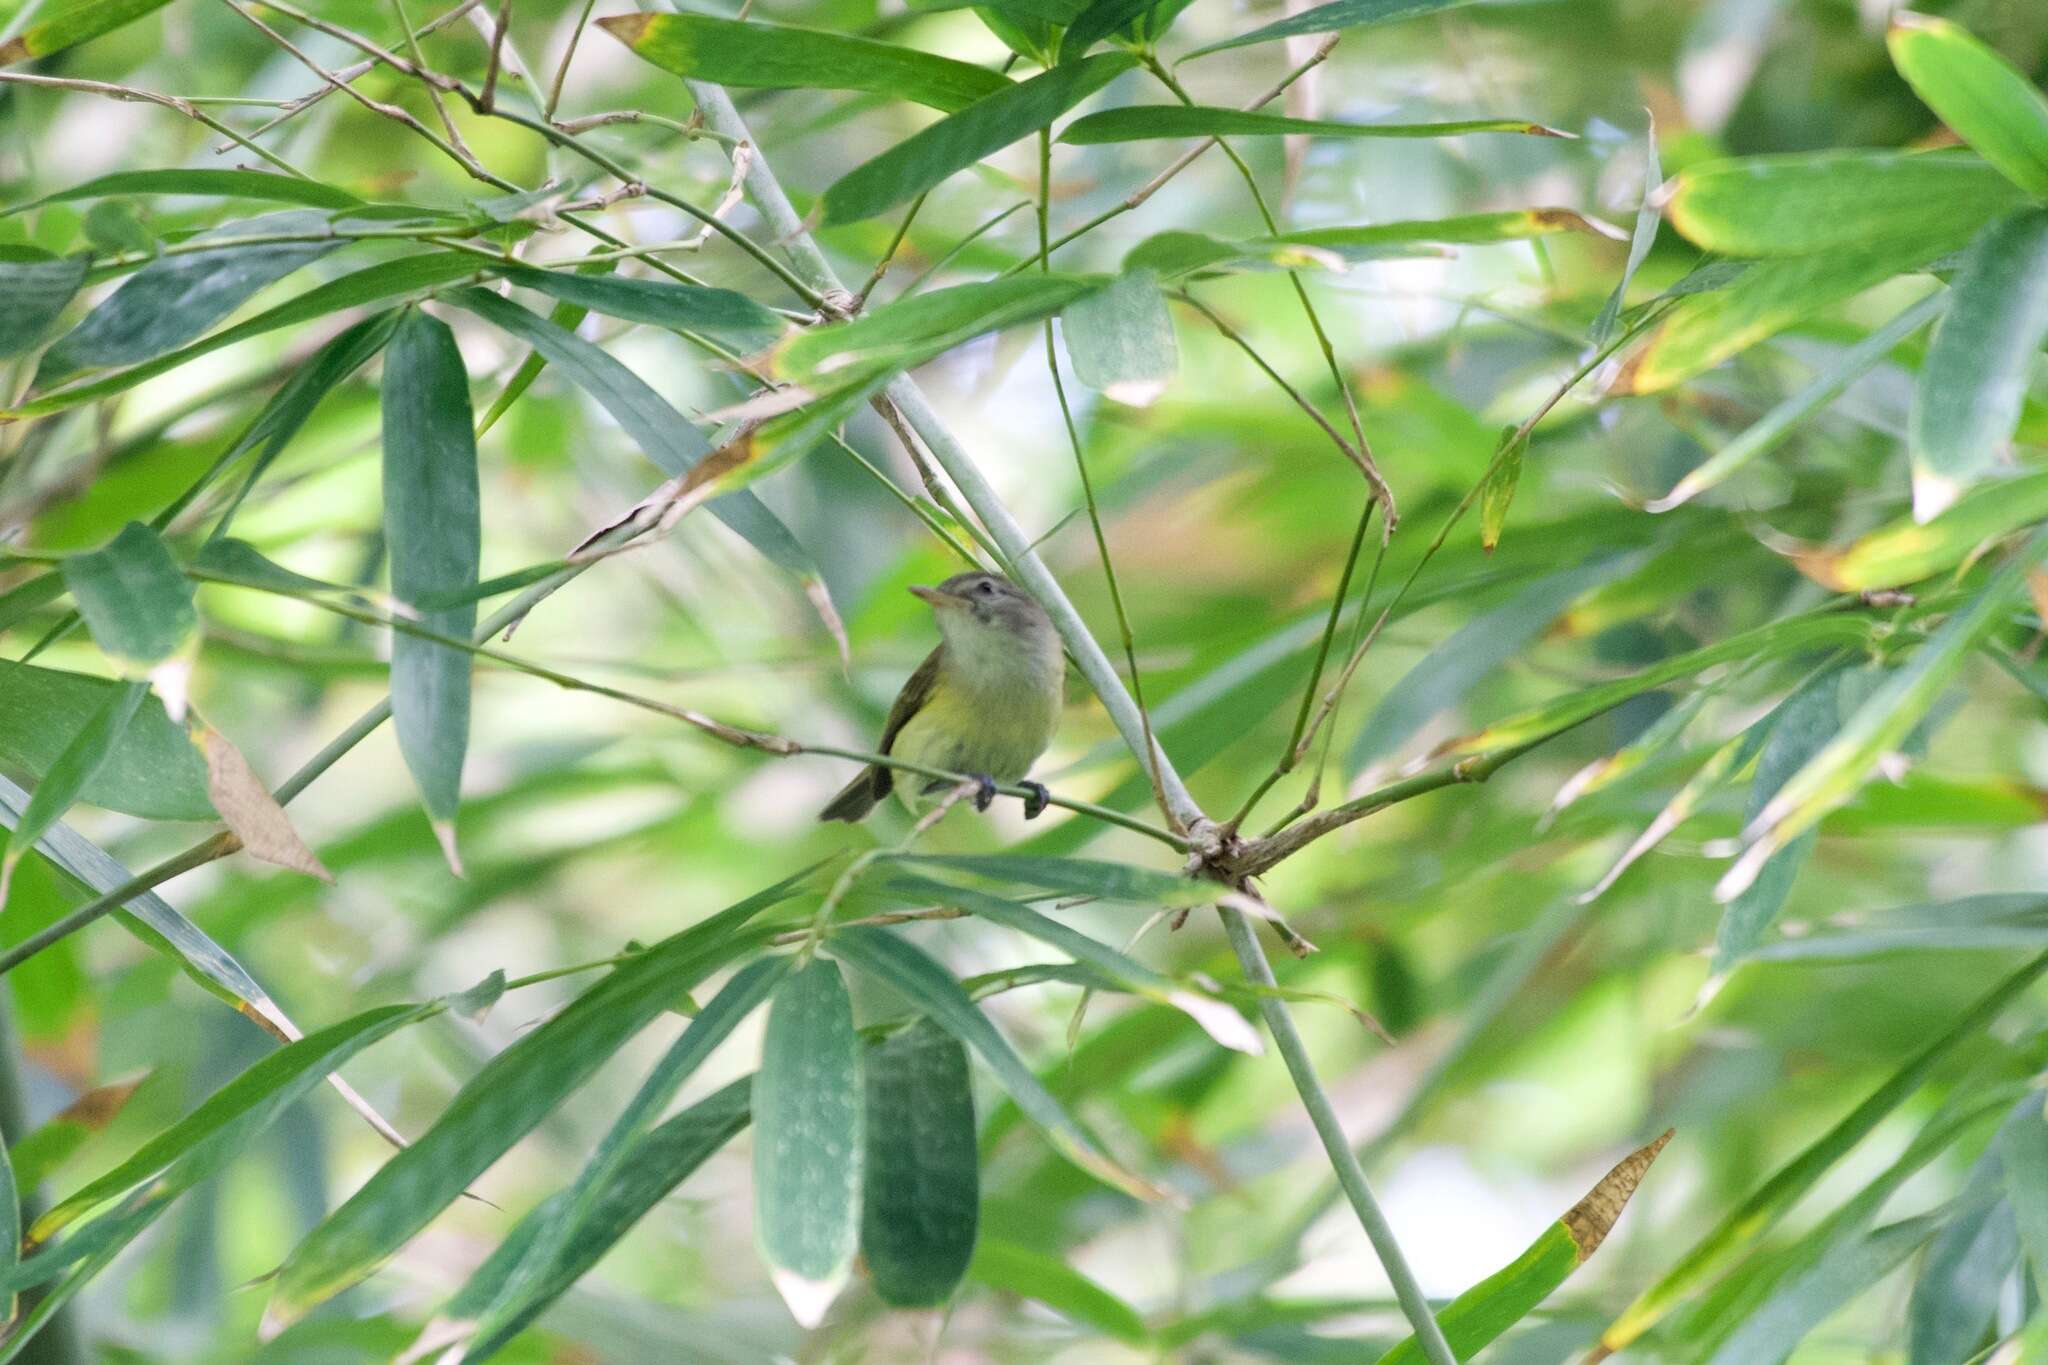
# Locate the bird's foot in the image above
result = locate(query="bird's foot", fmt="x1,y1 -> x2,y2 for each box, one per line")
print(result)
1020,780 -> 1050,820
970,773 -> 998,812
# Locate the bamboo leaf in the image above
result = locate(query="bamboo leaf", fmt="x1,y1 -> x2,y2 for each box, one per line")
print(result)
1908,210 -> 2048,521
190,724 -> 331,882
1477,424 -> 1525,552
1701,1209 -> 1948,1365
862,1019 -> 979,1308
500,264 -> 782,348
1648,291 -> 1945,512
1619,229 -> 1968,394
1062,269 -> 1177,407
829,926 -> 1156,1201
597,13 -> 1011,113
1062,105 -> 1565,143
822,54 -> 1136,224
886,873 -> 1264,1054
1058,0 -> 1176,62
1889,13 -> 2048,198
2,251 -> 481,420
1741,893 -> 2048,965
8,1074 -> 149,1192
0,251 -> 88,358
2,168 -> 364,217
380,309 -> 480,866
970,1239 -> 1151,1344
1910,1188 -> 2016,1364
888,852 -> 1207,905
777,275 -> 1102,391
754,958 -> 864,1327
61,522 -> 198,676
1592,119 -> 1660,345
262,877 -> 797,1334
1185,0 -> 1481,58
1665,151 -> 2030,257
1376,1131 -> 1671,1365
0,681 -> 146,908
2002,1099 -> 2048,1298
1123,209 -> 1615,278
0,0 -> 171,65
38,212 -> 345,380
1594,953 -> 2048,1356
422,1080 -> 754,1364
454,959 -> 788,1360
1720,534 -> 2047,901
1803,470 -> 2048,592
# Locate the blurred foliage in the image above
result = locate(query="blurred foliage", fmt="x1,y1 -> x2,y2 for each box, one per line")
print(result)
1,0 -> 2048,1361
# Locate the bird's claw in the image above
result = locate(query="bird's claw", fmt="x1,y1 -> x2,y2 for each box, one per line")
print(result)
1020,780 -> 1050,820
970,774 -> 997,812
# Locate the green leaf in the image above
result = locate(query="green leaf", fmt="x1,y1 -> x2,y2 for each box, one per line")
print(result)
457,959 -> 788,1359
1805,470 -> 2048,592
596,13 -> 1011,113
889,852 -> 1207,905
2,169 -> 364,217
429,1080 -> 754,1363
2002,1100 -> 2048,1298
777,275 -> 1101,391
1665,151 -> 2031,257
1889,14 -> 2048,198
21,999 -> 435,1256
1909,1190 -> 2016,1365
1701,1209 -> 1948,1365
1477,424 -> 1524,552
755,958 -> 864,1326
38,211 -> 345,380
1622,229 -> 1971,394
1377,1131 -> 1670,1365
1741,893 -> 2048,965
1908,210 -> 2048,521
0,252 -> 88,358
829,926 -> 1155,1201
1351,559 -> 1628,771
1062,269 -> 1176,406
822,54 -> 1136,224
500,264 -> 782,348
3,251 -> 481,420
861,1019 -> 979,1308
885,874 -> 1262,1053
0,681 -> 146,907
1061,106 -> 1565,143
263,876 -> 797,1332
62,522 -> 198,672
1719,532 -> 2048,900
0,665 -> 211,820
0,0 -> 170,64
1592,120 -> 1660,345
1593,951 -> 2048,1356
1185,0 -> 1480,58
379,310 -> 480,864
969,1239 -> 1151,1345
1120,210 -> 1615,278
1648,291 -> 1945,511
443,286 -> 817,586
1057,0 -> 1172,62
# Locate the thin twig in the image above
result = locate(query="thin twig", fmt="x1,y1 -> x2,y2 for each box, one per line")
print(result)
544,0 -> 599,119
476,0 -> 513,112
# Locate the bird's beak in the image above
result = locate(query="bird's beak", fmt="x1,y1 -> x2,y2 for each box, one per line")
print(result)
908,584 -> 965,608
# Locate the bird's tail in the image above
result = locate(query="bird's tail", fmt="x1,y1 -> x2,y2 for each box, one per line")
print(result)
819,766 -> 889,823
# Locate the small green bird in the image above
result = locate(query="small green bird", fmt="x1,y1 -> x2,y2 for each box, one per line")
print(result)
819,571 -> 1064,823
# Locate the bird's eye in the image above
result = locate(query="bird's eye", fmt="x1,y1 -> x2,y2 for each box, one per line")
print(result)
976,580 -> 995,596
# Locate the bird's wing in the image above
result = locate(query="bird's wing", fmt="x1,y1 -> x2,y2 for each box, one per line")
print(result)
878,646 -> 944,756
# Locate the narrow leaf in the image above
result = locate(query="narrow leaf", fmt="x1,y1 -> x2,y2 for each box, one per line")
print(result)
1592,118 -> 1660,345
1478,424 -> 1525,552
501,264 -> 781,347
777,275 -> 1102,392
3,169 -> 363,217
597,13 -> 1011,113
38,211 -> 343,379
0,682 -> 146,908
829,927 -> 1156,1201
380,309 -> 480,863
1908,209 -> 2048,521
191,724 -> 331,882
1889,13 -> 2048,197
0,0 -> 170,65
862,1020 -> 979,1308
1061,106 -> 1566,143
823,54 -> 1136,224
0,252 -> 88,358
1186,0 -> 1481,58
1377,1131 -> 1671,1365
755,958 -> 864,1327
970,1239 -> 1151,1345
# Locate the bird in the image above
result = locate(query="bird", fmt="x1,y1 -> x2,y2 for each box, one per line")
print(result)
819,571 -> 1064,823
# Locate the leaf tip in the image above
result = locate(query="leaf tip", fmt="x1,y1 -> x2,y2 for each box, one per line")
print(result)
771,1267 -> 845,1328
1911,468 -> 1961,523
432,819 -> 465,878
594,12 -> 650,42
1562,1128 -> 1673,1261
